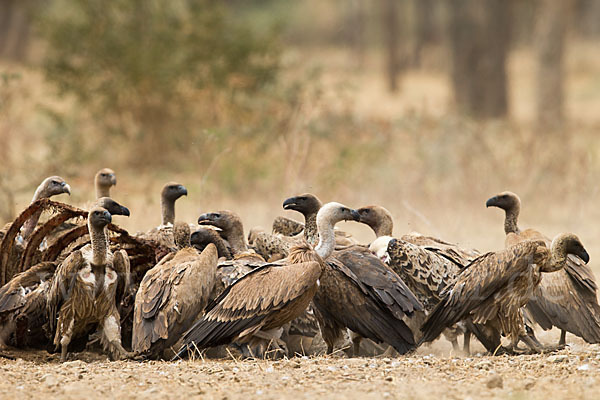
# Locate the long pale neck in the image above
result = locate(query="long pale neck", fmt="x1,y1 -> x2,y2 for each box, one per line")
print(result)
161,198 -> 175,225
95,184 -> 111,199
21,186 -> 48,240
374,220 -> 393,237
303,211 -> 319,246
546,242 -> 568,273
314,218 -> 335,260
504,205 -> 520,235
227,224 -> 247,254
90,223 -> 109,266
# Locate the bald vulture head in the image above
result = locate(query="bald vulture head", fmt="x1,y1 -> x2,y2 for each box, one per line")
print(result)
486,191 -> 520,212
551,233 -> 590,265
95,168 -> 117,199
357,205 -> 394,237
197,210 -> 242,237
283,193 -> 323,216
33,176 -> 71,201
162,182 -> 188,203
173,221 -> 191,249
95,197 -> 130,217
316,202 -> 361,227
88,206 -> 112,231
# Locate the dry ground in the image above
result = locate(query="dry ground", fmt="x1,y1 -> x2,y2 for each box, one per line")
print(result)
1,331 -> 600,399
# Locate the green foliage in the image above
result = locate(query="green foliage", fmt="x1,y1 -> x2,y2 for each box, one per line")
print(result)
36,0 -> 281,164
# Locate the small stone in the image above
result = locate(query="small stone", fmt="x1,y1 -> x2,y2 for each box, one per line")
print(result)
475,360 -> 492,370
578,364 -> 591,371
548,355 -> 568,363
524,380 -> 536,390
486,373 -> 503,389
41,374 -> 57,386
385,376 -> 393,382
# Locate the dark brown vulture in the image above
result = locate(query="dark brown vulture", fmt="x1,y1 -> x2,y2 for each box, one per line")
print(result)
420,234 -> 590,354
191,227 -> 232,259
46,207 -> 132,361
486,191 -> 600,345
132,222 -> 217,359
174,202 -> 360,359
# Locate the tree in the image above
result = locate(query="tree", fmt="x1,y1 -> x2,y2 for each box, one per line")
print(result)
382,0 -> 401,92
448,0 -> 510,119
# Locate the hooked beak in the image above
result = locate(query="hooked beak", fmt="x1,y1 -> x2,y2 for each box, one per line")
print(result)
485,196 -> 498,208
179,186 -> 188,196
100,211 -> 112,225
119,205 -> 130,217
350,209 -> 361,222
580,249 -> 590,264
62,183 -> 72,196
197,213 -> 214,225
283,197 -> 297,210
110,174 -> 117,186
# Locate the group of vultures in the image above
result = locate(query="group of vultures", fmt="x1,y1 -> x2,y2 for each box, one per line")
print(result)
0,169 -> 598,362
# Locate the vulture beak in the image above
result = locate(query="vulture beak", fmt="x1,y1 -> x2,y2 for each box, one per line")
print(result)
283,197 -> 297,210
119,205 -> 130,217
111,174 -> 117,186
580,249 -> 590,264
350,209 -> 361,222
197,213 -> 214,225
62,183 -> 72,196
485,196 -> 498,208
179,186 -> 188,196
100,210 -> 112,225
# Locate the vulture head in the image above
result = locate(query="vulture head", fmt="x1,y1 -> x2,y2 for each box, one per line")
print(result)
96,197 -> 130,217
173,221 -> 191,249
283,193 -> 323,216
88,207 -> 112,230
197,210 -> 242,235
552,233 -> 590,265
38,176 -> 71,198
357,205 -> 394,236
191,227 -> 218,247
317,202 -> 360,226
485,191 -> 520,212
162,182 -> 188,203
95,168 -> 117,189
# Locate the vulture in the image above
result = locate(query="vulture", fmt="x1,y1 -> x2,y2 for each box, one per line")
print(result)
486,191 -> 600,345
421,234 -> 590,354
356,205 -> 469,352
280,195 -> 424,356
95,168 -> 117,199
271,216 -> 304,237
46,207 -> 132,361
0,197 -> 131,350
132,222 -> 217,359
174,202 -> 360,359
191,227 -> 232,259
0,176 -> 70,285
140,182 -> 188,250
197,210 -> 319,356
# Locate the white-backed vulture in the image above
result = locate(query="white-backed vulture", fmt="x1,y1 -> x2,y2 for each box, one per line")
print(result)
420,234 -> 590,354
95,168 -> 117,199
132,222 -> 217,358
486,191 -> 600,345
46,207 -> 132,361
356,205 -> 470,352
191,227 -> 232,259
140,182 -> 188,251
282,196 -> 424,356
271,216 -> 304,237
174,202 -> 360,359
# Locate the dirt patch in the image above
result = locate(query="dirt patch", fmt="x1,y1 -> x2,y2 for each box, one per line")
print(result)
1,331 -> 599,399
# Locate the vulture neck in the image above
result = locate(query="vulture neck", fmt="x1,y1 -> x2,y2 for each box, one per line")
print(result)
314,215 -> 336,260
546,240 -> 569,273
90,222 -> 109,266
227,224 -> 247,254
372,219 -> 393,237
95,183 -> 111,199
503,204 -> 520,235
161,197 -> 176,226
303,211 -> 319,247
21,185 -> 51,241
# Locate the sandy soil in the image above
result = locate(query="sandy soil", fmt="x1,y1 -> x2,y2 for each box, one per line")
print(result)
1,330 -> 599,400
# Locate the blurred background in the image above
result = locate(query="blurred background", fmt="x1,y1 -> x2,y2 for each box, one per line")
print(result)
1,0 -> 599,258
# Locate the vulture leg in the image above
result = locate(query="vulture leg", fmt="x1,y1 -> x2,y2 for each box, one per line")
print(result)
59,319 -> 75,362
350,332 -> 362,357
519,334 -> 543,354
559,330 -> 567,346
462,331 -> 471,354
450,338 -> 460,352
100,312 -> 132,361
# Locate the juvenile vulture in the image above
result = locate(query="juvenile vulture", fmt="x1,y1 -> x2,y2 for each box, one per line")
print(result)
46,207 -> 132,361
132,222 -> 217,358
282,196 -> 424,355
486,191 -> 600,345
174,202 -> 360,359
141,182 -> 188,250
95,168 -> 117,199
356,205 -> 469,352
420,234 -> 590,354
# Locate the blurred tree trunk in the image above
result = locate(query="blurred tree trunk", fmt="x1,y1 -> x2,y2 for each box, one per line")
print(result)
346,0 -> 367,69
383,0 -> 401,92
0,0 -> 32,61
448,0 -> 510,119
535,0 -> 572,129
412,0 -> 435,67
575,0 -> 600,37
